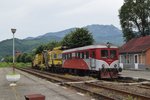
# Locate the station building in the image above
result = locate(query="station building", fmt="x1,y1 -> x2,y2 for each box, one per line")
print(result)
119,36 -> 150,70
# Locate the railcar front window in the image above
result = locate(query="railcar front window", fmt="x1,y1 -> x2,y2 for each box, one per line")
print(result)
110,50 -> 117,58
101,50 -> 108,58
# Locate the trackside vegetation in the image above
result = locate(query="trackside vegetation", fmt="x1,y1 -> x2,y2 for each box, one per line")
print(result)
0,62 -> 31,68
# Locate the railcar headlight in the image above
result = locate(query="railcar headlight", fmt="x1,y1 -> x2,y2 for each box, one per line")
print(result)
114,64 -> 117,68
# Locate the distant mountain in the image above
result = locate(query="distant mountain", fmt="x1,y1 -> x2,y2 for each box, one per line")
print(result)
33,24 -> 123,45
86,24 -> 123,45
0,24 -> 124,58
0,36 -> 61,59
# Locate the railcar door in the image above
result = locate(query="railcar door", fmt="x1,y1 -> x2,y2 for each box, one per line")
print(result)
90,50 -> 96,69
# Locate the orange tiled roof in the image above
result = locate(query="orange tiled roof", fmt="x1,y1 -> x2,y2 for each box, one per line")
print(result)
119,36 -> 150,53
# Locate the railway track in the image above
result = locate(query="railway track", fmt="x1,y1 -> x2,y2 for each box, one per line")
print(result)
16,68 -> 68,83
138,83 -> 150,90
27,68 -> 81,82
16,68 -> 150,100
84,82 -> 150,100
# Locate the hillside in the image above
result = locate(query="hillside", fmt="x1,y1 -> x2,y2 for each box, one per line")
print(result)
0,36 -> 61,58
0,24 -> 123,58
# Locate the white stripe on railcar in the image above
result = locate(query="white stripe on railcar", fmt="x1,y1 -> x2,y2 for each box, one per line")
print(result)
63,44 -> 118,53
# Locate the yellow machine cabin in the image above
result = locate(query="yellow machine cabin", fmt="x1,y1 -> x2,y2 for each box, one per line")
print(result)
33,53 -> 44,68
48,46 -> 63,67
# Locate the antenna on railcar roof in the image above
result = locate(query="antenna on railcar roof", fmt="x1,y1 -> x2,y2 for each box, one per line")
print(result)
106,42 -> 111,48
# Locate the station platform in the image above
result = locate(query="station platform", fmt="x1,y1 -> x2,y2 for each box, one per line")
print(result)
120,70 -> 150,80
0,68 -> 93,100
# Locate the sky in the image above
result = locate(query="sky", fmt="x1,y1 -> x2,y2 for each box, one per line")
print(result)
0,0 -> 124,42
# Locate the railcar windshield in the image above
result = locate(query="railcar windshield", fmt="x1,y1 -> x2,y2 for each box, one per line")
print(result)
101,50 -> 108,58
101,49 -> 117,59
110,50 -> 117,58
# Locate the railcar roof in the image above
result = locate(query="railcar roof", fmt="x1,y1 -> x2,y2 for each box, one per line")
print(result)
63,44 -> 118,53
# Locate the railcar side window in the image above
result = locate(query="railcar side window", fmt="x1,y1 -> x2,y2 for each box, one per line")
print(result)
101,50 -> 108,58
75,52 -> 77,58
81,52 -> 84,59
67,54 -> 69,59
65,54 -> 67,59
85,51 -> 89,59
68,53 -> 71,59
78,52 -> 80,58
110,50 -> 117,58
91,51 -> 95,58
70,53 -> 72,59
72,53 -> 75,58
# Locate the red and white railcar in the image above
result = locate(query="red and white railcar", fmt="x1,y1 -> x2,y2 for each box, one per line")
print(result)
62,44 -> 122,78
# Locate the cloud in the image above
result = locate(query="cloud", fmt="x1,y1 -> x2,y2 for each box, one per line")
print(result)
0,0 -> 124,41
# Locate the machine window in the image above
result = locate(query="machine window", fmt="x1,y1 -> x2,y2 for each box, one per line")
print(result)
58,54 -> 62,59
53,54 -> 57,59
101,50 -> 108,58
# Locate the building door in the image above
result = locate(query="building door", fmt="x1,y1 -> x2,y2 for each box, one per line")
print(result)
90,50 -> 96,68
134,54 -> 138,63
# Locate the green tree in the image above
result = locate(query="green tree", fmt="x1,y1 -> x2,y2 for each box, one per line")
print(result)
24,54 -> 32,63
16,54 -> 22,62
4,56 -> 13,62
119,0 -> 150,42
16,53 -> 33,63
35,45 -> 45,54
34,41 -> 61,55
46,41 -> 61,50
61,33 -> 72,47
62,28 -> 94,48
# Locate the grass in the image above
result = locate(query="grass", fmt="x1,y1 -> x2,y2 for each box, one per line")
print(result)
7,73 -> 21,75
0,62 -> 31,68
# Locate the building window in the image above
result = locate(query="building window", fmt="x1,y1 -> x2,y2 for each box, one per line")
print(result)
139,54 -> 142,64
126,54 -> 129,63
